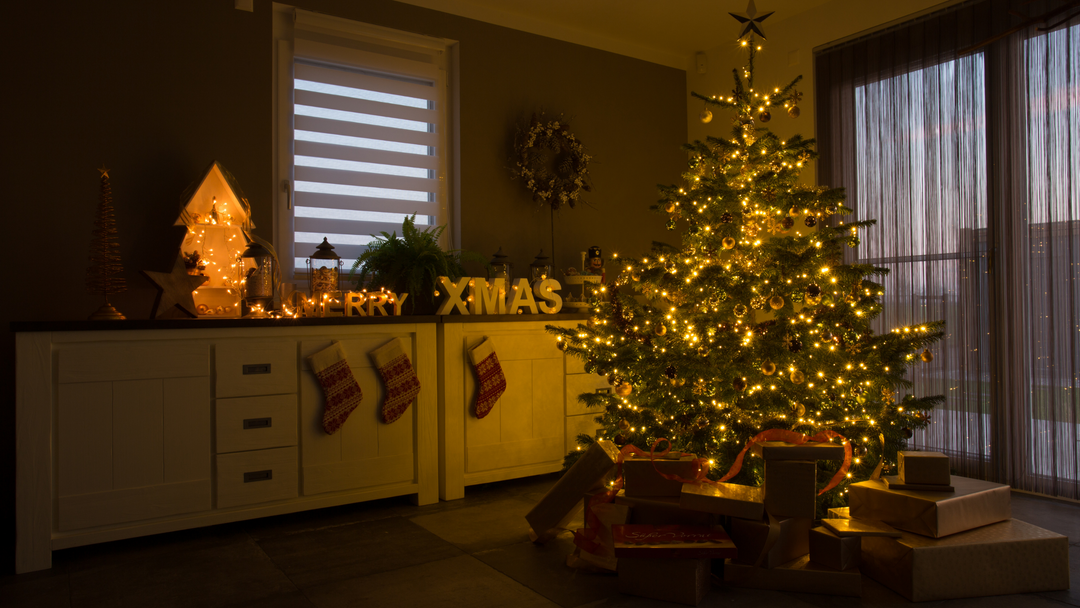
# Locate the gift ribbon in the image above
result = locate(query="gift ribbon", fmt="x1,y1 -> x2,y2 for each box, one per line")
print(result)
870,432 -> 885,481
718,428 -> 852,495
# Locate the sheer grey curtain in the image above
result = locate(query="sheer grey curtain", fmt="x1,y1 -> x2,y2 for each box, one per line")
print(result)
816,0 -> 1079,498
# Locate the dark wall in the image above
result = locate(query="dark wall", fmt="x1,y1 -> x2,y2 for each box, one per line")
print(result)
1,0 -> 686,573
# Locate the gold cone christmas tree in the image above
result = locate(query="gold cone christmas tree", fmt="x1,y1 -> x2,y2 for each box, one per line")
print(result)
549,35 -> 945,511
86,167 -> 127,320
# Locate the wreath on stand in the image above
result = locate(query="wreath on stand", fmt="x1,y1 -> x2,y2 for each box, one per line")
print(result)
510,113 -> 592,210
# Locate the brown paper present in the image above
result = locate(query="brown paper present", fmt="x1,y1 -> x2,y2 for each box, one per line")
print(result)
764,460 -> 816,519
618,557 -> 711,606
614,491 -> 719,526
898,450 -> 951,486
526,439 -> 620,542
611,524 -> 738,559
809,526 -> 861,571
728,515 -> 812,568
573,494 -> 631,572
848,475 -> 1010,538
751,440 -> 845,461
623,453 -> 699,497
860,518 -> 1069,601
827,506 -> 851,519
680,482 -> 764,520
883,475 -> 954,492
723,555 -> 862,597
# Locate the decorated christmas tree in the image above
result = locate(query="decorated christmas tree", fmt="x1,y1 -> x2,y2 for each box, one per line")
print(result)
86,167 -> 127,320
549,32 -> 944,510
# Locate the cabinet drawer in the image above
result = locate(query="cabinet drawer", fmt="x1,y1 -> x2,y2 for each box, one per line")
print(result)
215,447 -> 298,508
216,395 -> 297,454
215,341 -> 297,398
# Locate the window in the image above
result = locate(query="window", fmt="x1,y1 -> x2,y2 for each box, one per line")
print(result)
273,7 -> 457,279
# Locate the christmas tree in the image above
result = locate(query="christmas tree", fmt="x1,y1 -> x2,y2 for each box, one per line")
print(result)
549,36 -> 944,509
86,167 -> 127,320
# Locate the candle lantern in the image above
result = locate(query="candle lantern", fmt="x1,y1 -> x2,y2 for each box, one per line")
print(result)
240,240 -> 275,316
488,247 -> 512,285
530,250 -> 552,284
307,238 -> 342,300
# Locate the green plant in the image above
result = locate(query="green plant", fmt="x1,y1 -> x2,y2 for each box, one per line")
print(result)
350,215 -> 485,314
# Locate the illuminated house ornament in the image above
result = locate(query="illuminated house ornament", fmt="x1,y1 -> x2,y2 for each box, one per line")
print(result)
307,238 -> 342,301
176,160 -> 254,317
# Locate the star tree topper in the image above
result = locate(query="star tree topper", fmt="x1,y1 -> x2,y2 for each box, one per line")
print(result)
730,0 -> 773,40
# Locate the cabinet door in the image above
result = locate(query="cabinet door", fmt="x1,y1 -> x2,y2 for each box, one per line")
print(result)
57,341 -> 211,531
298,335 -> 416,496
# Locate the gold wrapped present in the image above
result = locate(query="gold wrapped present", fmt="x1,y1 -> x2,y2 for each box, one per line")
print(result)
614,490 -> 719,526
860,518 -> 1069,601
764,460 -> 816,519
898,450 -> 951,485
728,515 -> 812,568
618,557 -> 711,606
724,554 -> 862,596
848,475 -> 1010,538
809,526 -> 861,571
526,439 -> 619,542
623,453 -> 699,497
680,482 -> 764,520
751,440 -> 846,461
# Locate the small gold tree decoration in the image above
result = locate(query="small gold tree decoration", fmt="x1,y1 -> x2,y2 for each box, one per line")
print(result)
86,166 -> 127,320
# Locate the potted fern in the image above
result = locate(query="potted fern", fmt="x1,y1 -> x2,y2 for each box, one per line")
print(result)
350,214 -> 485,314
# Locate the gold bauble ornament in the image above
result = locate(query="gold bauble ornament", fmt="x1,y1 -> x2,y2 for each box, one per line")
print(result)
920,349 -> 934,363
805,293 -> 822,305
607,373 -> 617,385
664,201 -> 676,213
794,402 -> 806,417
761,360 -> 777,375
788,105 -> 801,118
750,295 -> 766,310
618,419 -> 630,431
676,377 -> 686,387
769,295 -> 785,310
733,304 -> 748,317
700,108 -> 713,123
722,237 -> 737,250
790,369 -> 806,384
789,206 -> 799,217
615,382 -> 633,397
758,110 -> 771,123
654,324 -> 667,336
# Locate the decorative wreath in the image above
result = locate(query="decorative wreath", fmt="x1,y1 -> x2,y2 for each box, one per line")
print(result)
510,113 -> 592,210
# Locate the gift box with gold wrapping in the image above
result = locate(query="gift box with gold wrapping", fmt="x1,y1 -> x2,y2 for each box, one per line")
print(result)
728,514 -> 812,568
764,459 -> 816,519
860,518 -> 1069,602
751,440 -> 846,461
848,475 -> 1010,538
618,556 -> 711,606
623,453 -> 699,497
898,450 -> 951,485
526,439 -> 619,542
680,482 -> 764,520
723,554 -> 862,596
809,526 -> 861,571
612,524 -> 738,559
613,490 -> 719,526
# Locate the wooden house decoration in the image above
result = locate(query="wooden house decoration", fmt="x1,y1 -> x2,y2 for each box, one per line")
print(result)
176,160 -> 254,317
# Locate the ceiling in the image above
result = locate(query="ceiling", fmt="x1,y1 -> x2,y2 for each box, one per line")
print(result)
395,0 -> 836,68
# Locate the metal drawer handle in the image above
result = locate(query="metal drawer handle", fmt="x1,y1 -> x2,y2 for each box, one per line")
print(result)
243,417 -> 272,430
242,363 -> 271,375
243,470 -> 273,483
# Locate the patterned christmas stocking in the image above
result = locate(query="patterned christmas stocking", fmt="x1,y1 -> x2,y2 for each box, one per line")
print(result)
370,338 -> 421,424
308,341 -> 363,434
469,338 -> 506,419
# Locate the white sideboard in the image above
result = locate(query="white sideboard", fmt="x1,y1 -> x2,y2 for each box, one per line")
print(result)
15,320 -> 438,573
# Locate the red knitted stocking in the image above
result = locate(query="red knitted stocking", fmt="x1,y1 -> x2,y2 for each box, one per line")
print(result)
470,338 -> 506,419
370,338 -> 421,424
308,342 -> 363,434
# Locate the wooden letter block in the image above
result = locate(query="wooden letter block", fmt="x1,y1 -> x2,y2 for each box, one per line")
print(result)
809,526 -> 861,571
623,453 -> 698,497
898,451 -> 951,486
764,460 -> 816,519
618,557 -> 711,606
525,439 -> 619,542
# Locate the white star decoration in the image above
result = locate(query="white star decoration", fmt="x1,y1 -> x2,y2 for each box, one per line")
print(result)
729,0 -> 773,41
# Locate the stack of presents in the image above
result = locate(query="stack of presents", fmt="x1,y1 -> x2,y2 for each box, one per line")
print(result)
526,439 -> 1071,605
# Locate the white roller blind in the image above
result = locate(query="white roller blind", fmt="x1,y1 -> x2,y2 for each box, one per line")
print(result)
287,14 -> 449,269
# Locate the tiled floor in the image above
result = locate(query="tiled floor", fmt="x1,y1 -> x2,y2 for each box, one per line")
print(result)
2,474 -> 1077,607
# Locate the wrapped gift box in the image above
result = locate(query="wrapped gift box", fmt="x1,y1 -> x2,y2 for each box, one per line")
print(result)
618,557 -> 710,606
623,453 -> 699,497
898,450 -> 951,485
724,554 -> 862,596
828,506 -> 850,519
764,460 -> 816,519
612,524 -> 738,559
613,491 -> 719,526
526,439 -> 620,542
752,440 -> 846,461
728,515 -> 812,568
848,475 -> 1010,538
883,475 -> 954,492
575,497 -> 631,572
860,518 -> 1069,601
680,482 -> 764,520
809,526 -> 860,571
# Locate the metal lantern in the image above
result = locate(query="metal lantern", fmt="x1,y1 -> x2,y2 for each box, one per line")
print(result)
530,250 -> 552,284
488,247 -> 512,285
239,240 -> 276,316
307,238 -> 342,300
